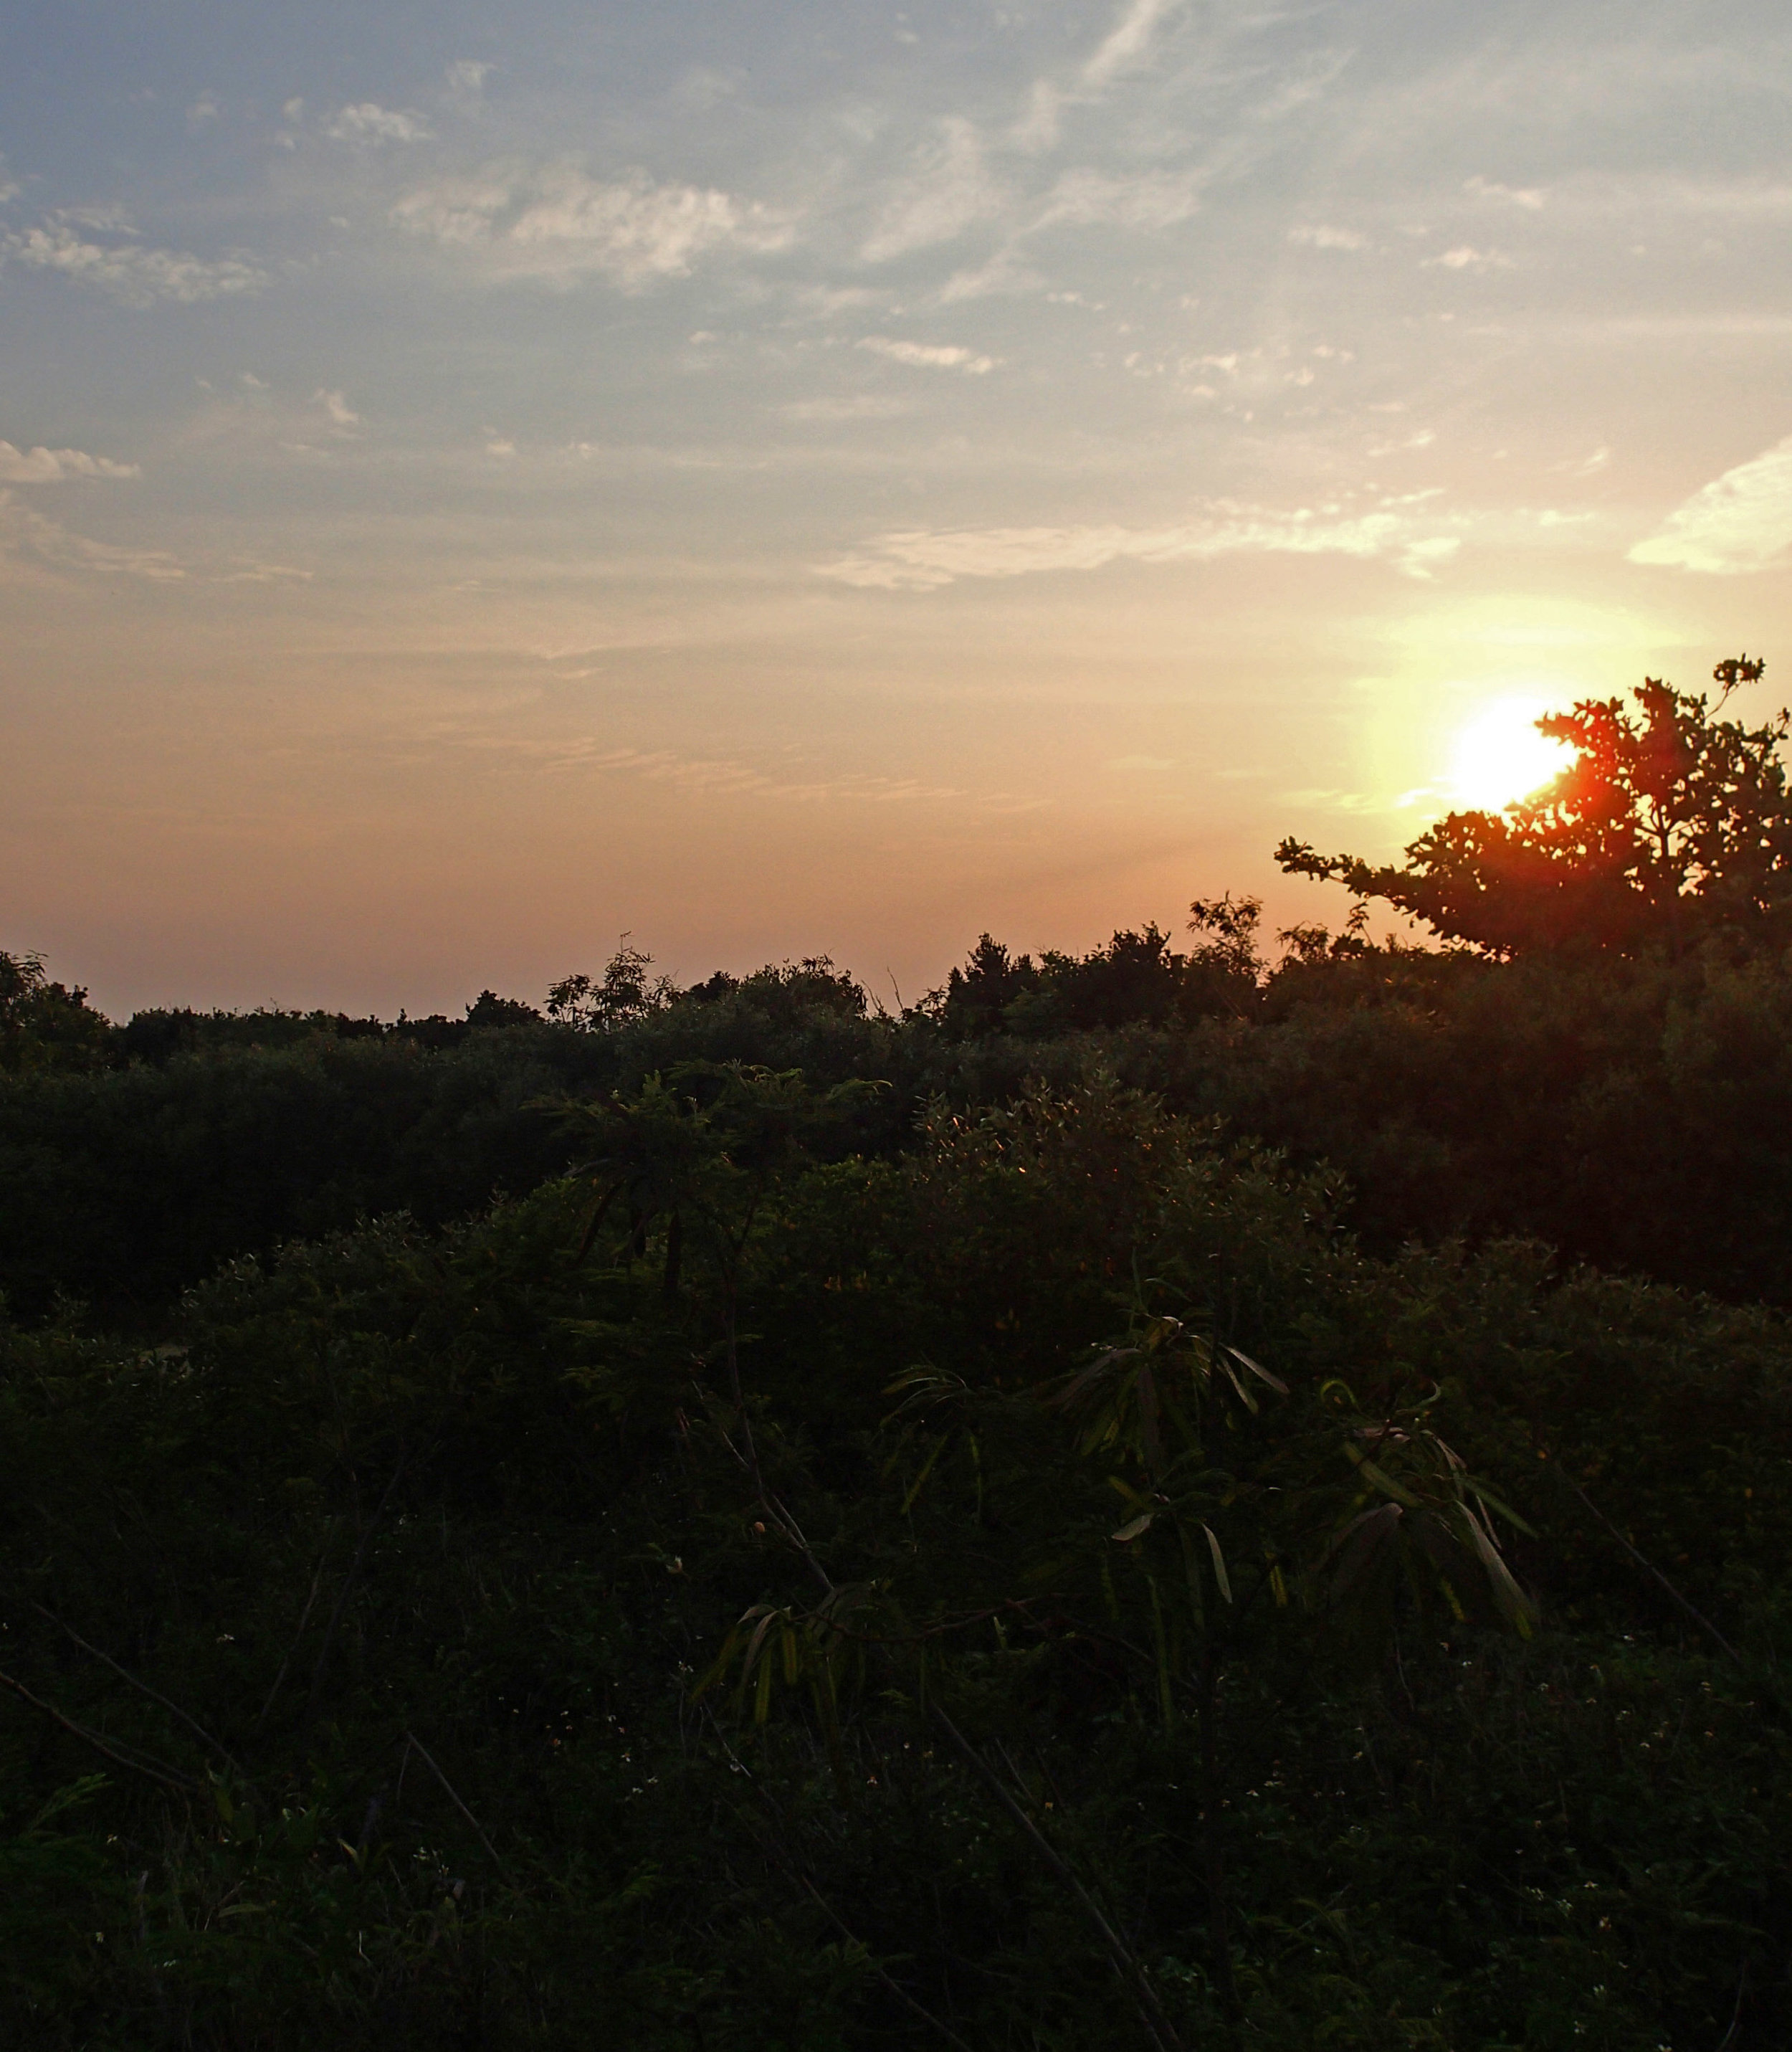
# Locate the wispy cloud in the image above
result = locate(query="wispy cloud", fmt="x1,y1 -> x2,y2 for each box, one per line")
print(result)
1006,0 -> 1191,160
1288,224 -> 1368,250
0,489 -> 184,580
937,248 -> 1046,303
444,60 -> 495,105
1,215 -> 267,305
560,744 -> 976,806
1425,244 -> 1512,271
0,440 -> 139,483
1629,432 -> 1792,574
1011,81 -> 1064,154
780,395 -> 913,422
857,336 -> 997,374
326,102 -> 434,144
1082,0 -> 1182,88
392,161 -> 788,287
313,388 -> 362,435
484,736 -> 1049,812
860,118 -> 1003,264
931,161 -> 1204,300
1464,174 -> 1544,209
1034,167 -> 1204,232
819,507 -> 1460,589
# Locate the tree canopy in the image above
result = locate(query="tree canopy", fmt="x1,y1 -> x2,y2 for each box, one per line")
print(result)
1277,657 -> 1792,956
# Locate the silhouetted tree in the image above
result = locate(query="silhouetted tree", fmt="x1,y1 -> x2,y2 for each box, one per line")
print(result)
545,941 -> 674,1028
463,990 -> 541,1030
942,934 -> 1042,1036
0,951 -> 112,1072
1278,657 -> 1792,956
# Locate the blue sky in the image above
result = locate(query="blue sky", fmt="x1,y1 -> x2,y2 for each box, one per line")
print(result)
4,0 -> 1792,1012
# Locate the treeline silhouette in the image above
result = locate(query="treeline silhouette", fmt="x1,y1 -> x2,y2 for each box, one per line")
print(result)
9,896 -> 1792,1315
3,664 -> 1790,2048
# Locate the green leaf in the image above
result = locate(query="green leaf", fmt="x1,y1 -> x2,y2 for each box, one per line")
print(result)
900,1432 -> 950,1514
1215,1351 -> 1259,1413
1226,1344 -> 1288,1395
1343,1444 -> 1424,1509
1328,1501 -> 1403,1602
25,1775 -> 108,1833
690,1622 -> 745,1702
1461,1474 -> 1540,1539
730,1605 -> 784,1714
1147,1572 -> 1175,1732
1202,1523 -> 1233,1603
1457,1500 -> 1539,1635
1111,1512 -> 1155,1542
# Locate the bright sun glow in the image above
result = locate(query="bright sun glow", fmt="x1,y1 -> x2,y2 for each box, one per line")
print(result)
1447,697 -> 1574,810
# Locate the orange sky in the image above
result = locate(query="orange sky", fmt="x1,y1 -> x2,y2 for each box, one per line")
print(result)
4,0 -> 1791,1015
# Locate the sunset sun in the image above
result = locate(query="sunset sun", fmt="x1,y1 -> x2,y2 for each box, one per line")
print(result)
1447,696 -> 1574,812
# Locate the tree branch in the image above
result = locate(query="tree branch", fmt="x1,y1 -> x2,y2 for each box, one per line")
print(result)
403,1729 -> 506,1873
700,1704 -> 976,2052
254,1524 -> 338,1731
304,1448 -> 411,1723
1553,1466 -> 1743,1664
930,1704 -> 1189,2052
0,1664 -> 199,1794
29,1601 -> 247,1782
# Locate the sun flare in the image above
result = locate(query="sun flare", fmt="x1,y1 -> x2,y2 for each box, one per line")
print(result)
1447,697 -> 1573,812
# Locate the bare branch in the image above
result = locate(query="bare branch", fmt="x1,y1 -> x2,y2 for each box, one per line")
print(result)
1553,1466 -> 1743,1665
403,1729 -> 506,1873
254,1524 -> 338,1731
305,1448 -> 411,1722
29,1601 -> 248,1782
700,1704 -> 976,2052
0,1664 -> 199,1795
930,1704 -> 1189,2052
796,1871 -> 980,2052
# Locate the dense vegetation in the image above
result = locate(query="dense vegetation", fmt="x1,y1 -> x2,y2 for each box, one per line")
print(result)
4,665 -> 1791,2048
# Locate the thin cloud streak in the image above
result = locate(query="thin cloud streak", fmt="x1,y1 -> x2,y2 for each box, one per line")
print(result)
1082,0 -> 1183,88
490,736 -> 1047,814
0,490 -> 185,580
857,336 -> 998,374
819,509 -> 1463,589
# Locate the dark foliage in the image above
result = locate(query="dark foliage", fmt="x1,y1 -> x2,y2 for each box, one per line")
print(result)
19,893 -> 1792,1314
1,1078 -> 1786,2048
0,951 -> 113,1074
5,660 -> 1791,2043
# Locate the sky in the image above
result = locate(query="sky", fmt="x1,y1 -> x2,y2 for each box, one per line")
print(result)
4,0 -> 1792,1017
